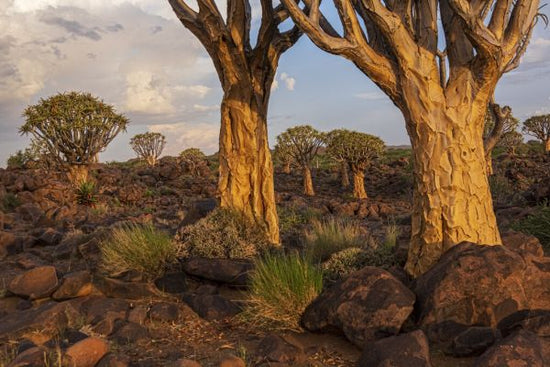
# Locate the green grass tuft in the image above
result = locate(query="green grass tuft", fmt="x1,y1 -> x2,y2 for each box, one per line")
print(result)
304,217 -> 364,263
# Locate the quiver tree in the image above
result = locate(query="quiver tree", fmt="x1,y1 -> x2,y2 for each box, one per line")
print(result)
523,114 -> 550,152
130,132 -> 166,166
499,130 -> 523,155
483,102 -> 519,174
276,125 -> 324,196
325,129 -> 350,188
179,148 -> 207,176
168,0 -> 302,244
281,0 -> 543,276
20,91 -> 128,184
273,143 -> 294,174
326,129 -> 384,199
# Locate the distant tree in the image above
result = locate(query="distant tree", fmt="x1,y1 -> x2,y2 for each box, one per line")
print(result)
273,141 -> 294,174
179,148 -> 207,176
276,126 -> 324,196
130,132 -> 166,166
325,129 -> 350,189
523,115 -> 550,153
20,91 -> 128,184
326,130 -> 384,199
483,102 -> 519,174
499,131 -> 524,155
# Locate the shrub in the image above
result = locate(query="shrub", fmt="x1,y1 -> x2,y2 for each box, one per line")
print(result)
1,193 -> 20,212
179,148 -> 207,176
512,203 -> 550,252
304,217 -> 364,262
99,223 -> 176,280
175,208 -> 271,259
243,252 -> 323,331
75,181 -> 97,206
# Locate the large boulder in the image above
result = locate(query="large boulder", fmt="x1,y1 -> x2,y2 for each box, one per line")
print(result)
357,330 -> 432,367
474,330 -> 547,367
64,337 -> 109,367
414,242 -> 550,339
301,267 -> 415,347
8,266 -> 59,300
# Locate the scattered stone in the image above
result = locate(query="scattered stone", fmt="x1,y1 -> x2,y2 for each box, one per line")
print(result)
149,302 -> 180,323
111,322 -> 150,345
8,346 -> 47,367
15,203 -> 44,224
0,297 -> 32,318
497,309 -> 550,337
302,267 -> 415,347
97,353 -> 131,367
8,265 -> 59,300
447,327 -> 500,357
182,258 -> 253,287
82,297 -> 130,324
357,330 -> 432,367
170,359 -> 202,367
182,293 -> 241,321
256,334 -> 306,364
63,337 -> 109,367
128,305 -> 149,325
34,227 -> 63,247
474,330 -> 545,367
94,276 -> 161,299
52,270 -> 93,300
219,355 -> 246,367
0,231 -> 20,259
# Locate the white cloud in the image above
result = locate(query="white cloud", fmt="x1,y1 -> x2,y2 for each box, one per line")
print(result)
125,71 -> 175,114
271,78 -> 279,91
175,85 -> 211,99
280,72 -> 295,91
354,91 -> 385,100
149,122 -> 219,155
193,104 -> 218,112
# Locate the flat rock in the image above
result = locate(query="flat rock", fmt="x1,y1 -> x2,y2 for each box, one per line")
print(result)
182,257 -> 253,286
94,276 -> 161,299
8,346 -> 46,367
357,330 -> 432,367
474,329 -> 546,366
8,265 -> 59,300
302,266 -> 415,347
154,272 -> 187,294
52,270 -> 93,300
148,302 -> 181,323
497,309 -> 550,337
256,334 -> 306,364
111,322 -> 150,345
447,327 -> 500,357
182,293 -> 241,321
64,337 -> 109,367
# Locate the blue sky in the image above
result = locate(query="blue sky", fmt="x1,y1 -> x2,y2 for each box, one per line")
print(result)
1,0 -> 550,166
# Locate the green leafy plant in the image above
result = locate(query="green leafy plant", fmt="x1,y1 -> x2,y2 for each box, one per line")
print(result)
243,252 -> 323,331
512,203 -> 550,252
176,208 -> 271,259
304,217 -> 364,263
75,181 -> 97,206
99,223 -> 176,280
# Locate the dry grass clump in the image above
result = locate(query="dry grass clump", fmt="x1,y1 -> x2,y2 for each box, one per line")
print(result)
176,208 -> 271,259
304,217 -> 364,262
242,252 -> 323,331
99,223 -> 176,280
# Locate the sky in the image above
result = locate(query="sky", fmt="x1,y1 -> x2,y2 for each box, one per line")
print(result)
1,0 -> 550,166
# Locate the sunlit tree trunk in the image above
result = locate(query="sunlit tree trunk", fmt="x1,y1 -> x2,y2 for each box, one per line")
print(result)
546,139 -> 550,153
67,165 -> 89,185
350,165 -> 366,199
303,166 -> 314,196
486,154 -> 494,175
283,162 -> 291,174
219,85 -> 279,243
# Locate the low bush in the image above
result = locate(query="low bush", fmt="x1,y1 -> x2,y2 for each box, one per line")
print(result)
243,252 -> 323,331
304,217 -> 364,262
76,181 -> 97,206
512,203 -> 550,252
100,223 -> 176,280
176,208 -> 271,259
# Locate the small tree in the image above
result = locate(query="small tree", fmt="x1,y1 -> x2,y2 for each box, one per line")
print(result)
499,131 -> 523,155
20,91 -> 128,184
325,129 -> 350,188
273,142 -> 294,174
483,102 -> 519,174
130,132 -> 166,166
179,148 -> 207,176
523,115 -> 550,153
326,130 -> 384,199
276,125 -> 324,196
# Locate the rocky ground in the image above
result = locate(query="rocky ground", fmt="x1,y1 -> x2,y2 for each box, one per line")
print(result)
0,151 -> 549,367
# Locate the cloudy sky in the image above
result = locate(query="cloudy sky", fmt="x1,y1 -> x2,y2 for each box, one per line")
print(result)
1,0 -> 550,166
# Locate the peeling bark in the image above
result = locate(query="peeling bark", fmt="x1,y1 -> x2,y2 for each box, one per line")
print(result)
303,166 -> 315,196
351,168 -> 367,199
546,139 -> 550,152
67,165 -> 89,185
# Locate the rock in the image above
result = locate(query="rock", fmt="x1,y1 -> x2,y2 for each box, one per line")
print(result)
8,266 -> 59,300
111,322 -> 150,345
498,309 -> 550,337
414,242 -> 550,334
82,297 -> 130,325
8,346 -> 47,367
474,330 -> 545,366
15,203 -> 44,224
256,334 -> 306,364
447,327 -> 500,357
149,302 -> 181,323
128,305 -> 149,325
0,297 -> 32,318
302,267 -> 415,347
170,359 -> 202,367
182,294 -> 241,321
34,227 -> 63,247
182,258 -> 253,287
0,231 -> 20,259
154,272 -> 187,294
117,184 -> 145,203
52,271 -> 93,300
357,330 -> 432,367
219,355 -> 246,367
94,276 -> 161,299
64,337 -> 109,367
97,353 -> 131,367
179,198 -> 217,226
502,231 -> 544,258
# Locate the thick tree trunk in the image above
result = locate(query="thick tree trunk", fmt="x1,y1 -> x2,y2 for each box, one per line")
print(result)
341,162 -> 350,188
405,107 -> 502,277
146,156 -> 157,166
546,139 -> 550,153
67,164 -> 89,185
351,167 -> 367,199
303,166 -> 315,196
218,88 -> 279,244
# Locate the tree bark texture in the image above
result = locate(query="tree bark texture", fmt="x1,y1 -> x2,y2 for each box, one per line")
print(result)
67,165 -> 89,186
546,139 -> 550,152
351,166 -> 367,199
303,166 -> 315,196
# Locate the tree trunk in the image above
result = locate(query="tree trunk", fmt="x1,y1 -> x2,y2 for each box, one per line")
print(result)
546,139 -> 550,153
283,162 -> 291,174
303,166 -> 315,196
351,166 -> 367,199
486,154 -> 494,176
67,164 -> 89,185
404,106 -> 502,277
146,156 -> 157,166
218,88 -> 279,244
341,162 -> 350,188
